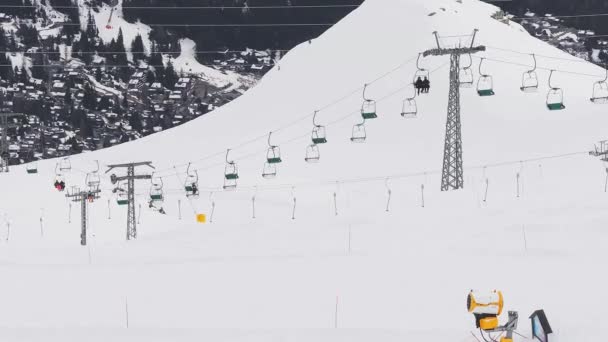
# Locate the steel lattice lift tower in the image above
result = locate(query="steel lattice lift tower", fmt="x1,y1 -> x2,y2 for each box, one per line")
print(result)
65,186 -> 101,246
106,162 -> 154,240
423,30 -> 485,191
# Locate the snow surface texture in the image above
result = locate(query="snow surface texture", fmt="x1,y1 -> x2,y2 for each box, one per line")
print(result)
1,0 -> 608,340
171,38 -> 251,91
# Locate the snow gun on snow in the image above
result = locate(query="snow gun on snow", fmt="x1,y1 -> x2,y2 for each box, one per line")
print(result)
467,290 -> 518,342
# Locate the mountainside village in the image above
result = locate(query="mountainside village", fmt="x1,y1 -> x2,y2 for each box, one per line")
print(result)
0,7 -> 271,168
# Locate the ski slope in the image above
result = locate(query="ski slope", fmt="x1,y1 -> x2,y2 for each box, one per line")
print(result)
1,0 -> 608,340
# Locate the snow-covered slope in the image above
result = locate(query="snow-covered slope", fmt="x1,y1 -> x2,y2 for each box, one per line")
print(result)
171,38 -> 252,91
1,0 -> 608,340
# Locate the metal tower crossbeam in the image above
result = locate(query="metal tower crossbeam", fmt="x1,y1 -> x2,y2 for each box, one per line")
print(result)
106,162 -> 154,240
422,30 -> 486,191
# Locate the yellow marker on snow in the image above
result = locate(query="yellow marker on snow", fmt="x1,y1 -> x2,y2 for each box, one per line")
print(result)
196,214 -> 206,223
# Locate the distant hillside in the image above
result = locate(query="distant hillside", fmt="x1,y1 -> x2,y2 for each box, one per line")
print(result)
1,0 -> 363,59
496,0 -> 608,36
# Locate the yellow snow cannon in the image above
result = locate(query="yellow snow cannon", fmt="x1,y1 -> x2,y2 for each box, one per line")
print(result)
467,290 -> 518,342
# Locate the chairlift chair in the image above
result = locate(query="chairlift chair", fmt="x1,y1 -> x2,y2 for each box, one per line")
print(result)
590,65 -> 608,104
184,163 -> 199,196
350,118 -> 367,143
305,144 -> 320,163
413,53 -> 430,87
86,160 -> 101,188
54,163 -> 66,191
476,58 -> 495,96
149,174 -> 164,201
520,54 -> 539,93
311,110 -> 327,144
113,182 -> 129,205
26,163 -> 38,174
361,84 -> 377,119
401,85 -> 418,118
223,149 -> 238,190
459,54 -> 474,88
59,157 -> 71,172
262,162 -> 277,179
266,132 -> 282,164
546,70 -> 565,111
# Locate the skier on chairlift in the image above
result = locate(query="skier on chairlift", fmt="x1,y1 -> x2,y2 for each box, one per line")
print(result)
414,77 -> 424,95
422,77 -> 430,93
54,180 -> 65,191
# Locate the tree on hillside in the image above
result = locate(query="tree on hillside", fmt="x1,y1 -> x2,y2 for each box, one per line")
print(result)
132,34 -> 145,63
163,61 -> 178,90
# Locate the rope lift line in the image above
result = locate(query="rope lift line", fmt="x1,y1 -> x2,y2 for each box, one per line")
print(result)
153,53 -> 422,176
3,63 -> 271,68
0,4 -> 361,9
484,45 -> 587,64
155,61 -> 451,180
176,150 -> 589,194
50,22 -> 337,27
3,49 -> 291,55
471,54 -> 607,79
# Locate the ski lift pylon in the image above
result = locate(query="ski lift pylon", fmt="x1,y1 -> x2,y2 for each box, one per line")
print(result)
546,70 -> 565,111
361,84 -> 377,119
459,54 -> 474,88
311,110 -> 327,144
520,53 -> 539,93
590,64 -> 608,104
477,57 -> 495,96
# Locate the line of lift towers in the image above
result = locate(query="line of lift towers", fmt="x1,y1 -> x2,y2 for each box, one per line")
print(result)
3,29 -> 608,244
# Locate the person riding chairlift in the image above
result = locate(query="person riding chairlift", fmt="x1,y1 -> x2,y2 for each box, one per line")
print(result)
54,180 -> 66,191
415,77 -> 424,95
422,77 -> 430,93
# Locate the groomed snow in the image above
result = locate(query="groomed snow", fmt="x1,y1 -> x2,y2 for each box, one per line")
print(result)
1,0 -> 608,340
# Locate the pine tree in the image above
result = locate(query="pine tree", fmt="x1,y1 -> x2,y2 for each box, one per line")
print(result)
132,34 -> 145,63
163,61 -> 178,90
0,53 -> 10,80
115,28 -> 128,65
83,82 -> 97,110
